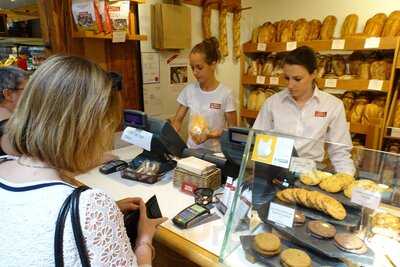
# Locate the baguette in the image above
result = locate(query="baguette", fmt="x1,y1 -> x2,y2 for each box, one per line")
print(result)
320,15 -> 337,40
341,14 -> 358,38
309,19 -> 321,40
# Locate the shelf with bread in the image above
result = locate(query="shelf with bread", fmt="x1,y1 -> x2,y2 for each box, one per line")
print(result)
240,12 -> 400,150
383,86 -> 400,153
71,0 -> 147,41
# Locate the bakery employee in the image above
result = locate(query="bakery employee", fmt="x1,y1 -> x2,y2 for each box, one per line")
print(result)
171,37 -> 237,152
253,46 -> 355,175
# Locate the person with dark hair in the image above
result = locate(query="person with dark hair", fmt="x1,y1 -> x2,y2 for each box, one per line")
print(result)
171,37 -> 237,152
253,46 -> 354,175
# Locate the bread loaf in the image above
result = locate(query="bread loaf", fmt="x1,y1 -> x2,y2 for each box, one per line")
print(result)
359,62 -> 370,79
316,55 -> 327,78
370,60 -> 388,80
247,90 -> 258,111
256,90 -> 267,111
341,14 -> 358,38
219,5 -> 228,57
332,56 -> 346,77
262,58 -> 274,76
275,20 -> 286,42
382,15 -> 400,37
280,20 -> 295,42
294,19 -> 310,41
349,52 -> 364,77
393,100 -> 400,127
202,1 -> 212,39
258,22 -> 276,43
364,13 -> 387,36
309,19 -> 321,40
320,15 -> 337,40
386,59 -> 392,80
342,92 -> 355,121
251,26 -> 260,43
362,103 -> 383,125
247,60 -> 259,76
233,10 -> 241,59
351,97 -> 369,124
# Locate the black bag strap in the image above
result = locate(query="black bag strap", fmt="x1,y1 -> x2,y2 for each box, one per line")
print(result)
54,186 -> 90,267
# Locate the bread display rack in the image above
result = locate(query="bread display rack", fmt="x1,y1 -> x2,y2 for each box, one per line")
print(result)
239,13 -> 400,150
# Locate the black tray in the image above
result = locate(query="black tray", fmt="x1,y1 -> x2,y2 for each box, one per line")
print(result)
294,180 -> 361,209
240,234 -> 346,267
272,222 -> 374,267
271,198 -> 361,228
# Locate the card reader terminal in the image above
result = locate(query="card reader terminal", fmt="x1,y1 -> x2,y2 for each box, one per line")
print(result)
172,203 -> 211,229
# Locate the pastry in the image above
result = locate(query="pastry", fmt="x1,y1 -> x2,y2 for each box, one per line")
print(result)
294,210 -> 306,226
253,232 -> 281,256
334,233 -> 367,254
307,220 -> 336,239
280,248 -> 312,267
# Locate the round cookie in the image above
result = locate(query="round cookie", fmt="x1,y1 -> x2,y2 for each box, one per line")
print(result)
254,232 -> 281,252
334,233 -> 364,250
282,189 -> 297,203
319,177 -> 344,193
307,220 -> 336,239
277,190 -> 291,203
280,248 -> 312,267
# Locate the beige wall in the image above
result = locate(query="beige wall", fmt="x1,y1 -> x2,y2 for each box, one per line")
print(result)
244,0 -> 400,37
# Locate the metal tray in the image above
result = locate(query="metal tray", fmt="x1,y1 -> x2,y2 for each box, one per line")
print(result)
240,234 -> 346,267
271,222 -> 375,267
271,198 -> 361,228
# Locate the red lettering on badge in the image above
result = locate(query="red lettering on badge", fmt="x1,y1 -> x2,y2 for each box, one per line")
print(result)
210,103 -> 221,109
315,111 -> 327,117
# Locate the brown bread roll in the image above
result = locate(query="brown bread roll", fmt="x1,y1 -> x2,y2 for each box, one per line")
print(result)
341,14 -> 358,38
320,15 -> 337,40
370,60 -> 388,80
309,19 -> 321,40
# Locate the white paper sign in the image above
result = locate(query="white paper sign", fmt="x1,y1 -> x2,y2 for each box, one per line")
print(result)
331,39 -> 345,50
368,79 -> 384,91
351,187 -> 381,210
256,75 -> 266,84
112,31 -> 126,43
286,41 -> 297,51
273,137 -> 295,168
257,43 -> 267,51
121,126 -> 153,151
391,128 -> 400,138
324,79 -> 337,88
289,157 -> 316,173
268,202 -> 295,228
364,37 -> 381,49
269,76 -> 279,85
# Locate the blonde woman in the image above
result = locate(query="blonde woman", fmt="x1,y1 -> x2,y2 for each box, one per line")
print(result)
0,55 -> 166,266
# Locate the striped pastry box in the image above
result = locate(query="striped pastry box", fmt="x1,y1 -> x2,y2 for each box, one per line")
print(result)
173,167 -> 221,190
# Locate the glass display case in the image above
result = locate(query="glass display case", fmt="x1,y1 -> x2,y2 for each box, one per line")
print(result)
219,129 -> 400,267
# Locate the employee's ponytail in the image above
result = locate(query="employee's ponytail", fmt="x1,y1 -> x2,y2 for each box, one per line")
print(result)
191,37 -> 221,65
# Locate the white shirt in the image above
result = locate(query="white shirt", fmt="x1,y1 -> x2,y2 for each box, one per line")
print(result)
178,82 -> 236,152
0,178 -> 150,267
253,87 -> 355,175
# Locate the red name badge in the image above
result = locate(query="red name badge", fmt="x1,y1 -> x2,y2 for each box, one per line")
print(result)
180,182 -> 197,195
315,111 -> 327,117
210,103 -> 221,109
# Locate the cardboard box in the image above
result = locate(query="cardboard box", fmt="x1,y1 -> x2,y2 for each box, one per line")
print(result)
151,3 -> 191,49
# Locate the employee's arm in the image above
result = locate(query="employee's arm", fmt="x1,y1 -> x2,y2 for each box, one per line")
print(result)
171,104 -> 188,132
225,110 -> 237,127
327,103 -> 355,175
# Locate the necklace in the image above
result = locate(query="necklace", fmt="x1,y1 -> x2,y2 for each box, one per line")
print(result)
17,157 -> 52,169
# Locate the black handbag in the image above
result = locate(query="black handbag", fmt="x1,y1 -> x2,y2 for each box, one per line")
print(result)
54,186 -> 91,267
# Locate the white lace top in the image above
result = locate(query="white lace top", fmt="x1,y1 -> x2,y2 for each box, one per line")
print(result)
0,178 -> 151,267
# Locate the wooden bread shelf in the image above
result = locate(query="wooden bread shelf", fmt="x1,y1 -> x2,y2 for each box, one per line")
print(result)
242,74 -> 389,92
243,37 -> 399,54
72,31 -> 147,41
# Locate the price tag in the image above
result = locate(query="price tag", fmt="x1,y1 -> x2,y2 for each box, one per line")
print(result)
256,75 -> 266,84
351,187 -> 381,210
121,126 -> 153,151
112,31 -> 127,43
364,37 -> 381,49
368,79 -> 384,91
289,157 -> 316,174
286,41 -> 297,51
252,134 -> 295,169
257,43 -> 267,51
391,128 -> 400,138
267,202 -> 295,228
269,76 -> 279,85
331,39 -> 345,50
324,79 -> 338,88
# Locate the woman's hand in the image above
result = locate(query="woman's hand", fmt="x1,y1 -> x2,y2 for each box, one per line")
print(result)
136,200 -> 168,245
116,197 -> 142,214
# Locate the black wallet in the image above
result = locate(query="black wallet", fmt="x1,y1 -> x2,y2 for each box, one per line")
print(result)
124,195 -> 162,244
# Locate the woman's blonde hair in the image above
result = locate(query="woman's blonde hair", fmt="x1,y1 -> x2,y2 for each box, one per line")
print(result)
7,55 -> 122,173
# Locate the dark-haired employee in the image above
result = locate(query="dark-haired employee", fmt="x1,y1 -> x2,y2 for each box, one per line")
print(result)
253,46 -> 355,175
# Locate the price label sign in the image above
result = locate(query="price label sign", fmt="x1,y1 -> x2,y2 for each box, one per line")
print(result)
324,79 -> 338,88
268,202 -> 295,228
391,128 -> 400,138
331,39 -> 345,50
364,37 -> 381,49
121,126 -> 153,151
368,79 -> 384,91
286,41 -> 297,51
252,134 -> 294,169
289,157 -> 316,174
257,43 -> 267,51
351,187 -> 381,210
112,31 -> 127,43
256,75 -> 266,84
269,76 -> 279,85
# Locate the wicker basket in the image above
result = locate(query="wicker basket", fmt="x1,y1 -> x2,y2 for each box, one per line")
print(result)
173,167 -> 221,190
